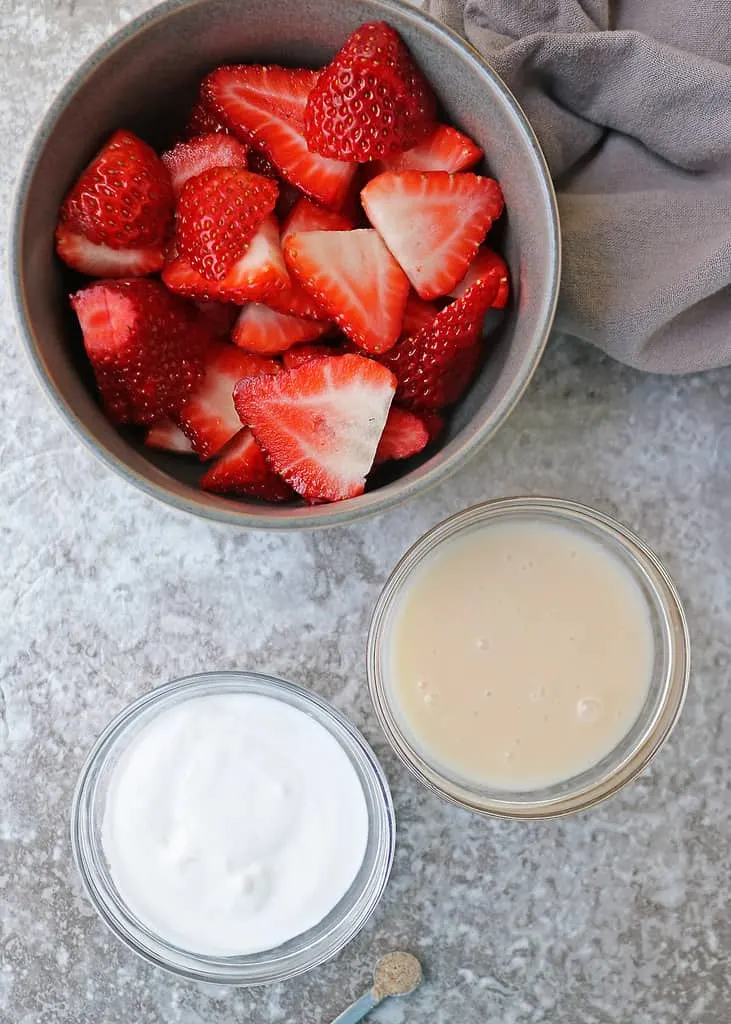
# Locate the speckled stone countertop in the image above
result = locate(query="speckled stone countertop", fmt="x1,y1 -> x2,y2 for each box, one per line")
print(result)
1,3 -> 730,1023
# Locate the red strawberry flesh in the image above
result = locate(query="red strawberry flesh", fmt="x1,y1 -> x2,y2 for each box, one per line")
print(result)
282,342 -> 340,369
304,22 -> 437,161
361,170 -> 504,300
375,124 -> 483,174
450,247 -> 510,309
233,354 -> 396,502
175,167 -> 278,281
203,65 -> 356,210
145,418 -> 196,454
55,225 -> 164,278
377,276 -> 499,410
283,229 -> 409,353
60,129 -> 173,250
374,406 -> 430,464
163,214 -> 290,304
71,279 -> 210,425
177,343 -> 280,459
232,302 -> 330,354
200,428 -> 295,501
162,135 -> 248,197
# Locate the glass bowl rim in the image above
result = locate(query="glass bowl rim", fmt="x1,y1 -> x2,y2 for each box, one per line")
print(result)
367,495 -> 690,819
70,670 -> 396,985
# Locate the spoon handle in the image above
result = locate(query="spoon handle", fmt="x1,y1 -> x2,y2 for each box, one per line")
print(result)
330,990 -> 381,1024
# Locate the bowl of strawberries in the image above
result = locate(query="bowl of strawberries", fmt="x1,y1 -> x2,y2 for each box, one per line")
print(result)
12,0 -> 559,528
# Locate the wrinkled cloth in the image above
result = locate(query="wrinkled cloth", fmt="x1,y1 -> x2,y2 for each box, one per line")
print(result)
420,0 -> 731,373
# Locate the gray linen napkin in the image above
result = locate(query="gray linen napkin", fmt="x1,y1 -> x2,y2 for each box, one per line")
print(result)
419,0 -> 731,373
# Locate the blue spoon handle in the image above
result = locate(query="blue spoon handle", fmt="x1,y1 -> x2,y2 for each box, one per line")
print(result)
330,990 -> 381,1024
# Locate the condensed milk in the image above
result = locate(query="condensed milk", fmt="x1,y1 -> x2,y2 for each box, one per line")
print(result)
387,517 -> 655,790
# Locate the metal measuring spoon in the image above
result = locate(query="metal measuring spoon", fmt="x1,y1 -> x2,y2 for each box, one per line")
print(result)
330,951 -> 423,1023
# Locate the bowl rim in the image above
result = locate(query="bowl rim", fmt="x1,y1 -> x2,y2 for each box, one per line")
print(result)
9,0 -> 561,530
70,669 -> 396,984
367,495 -> 691,819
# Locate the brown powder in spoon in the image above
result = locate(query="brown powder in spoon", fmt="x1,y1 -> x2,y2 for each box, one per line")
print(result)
372,951 -> 423,1000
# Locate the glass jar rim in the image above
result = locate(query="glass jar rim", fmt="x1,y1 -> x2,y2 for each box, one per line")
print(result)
367,496 -> 690,819
71,671 -> 395,985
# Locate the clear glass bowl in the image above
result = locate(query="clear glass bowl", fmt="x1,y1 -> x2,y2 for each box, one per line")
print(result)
71,671 -> 395,985
367,497 -> 690,819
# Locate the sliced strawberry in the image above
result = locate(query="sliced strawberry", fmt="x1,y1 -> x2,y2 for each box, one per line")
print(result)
265,281 -> 328,320
377,276 -> 499,410
374,125 -> 483,174
374,407 -> 429,464
175,168 -> 278,281
304,22 -> 436,161
55,225 -> 164,277
282,342 -> 340,370
361,170 -> 504,300
233,354 -> 396,502
203,65 -> 356,210
200,428 -> 295,501
267,199 -> 355,320
450,247 -> 510,309
163,215 -> 290,304
283,229 -> 409,354
145,418 -> 195,454
281,197 -> 354,241
60,130 -> 173,250
401,293 -> 440,337
177,343 -> 280,459
193,300 -> 239,337
186,98 -> 230,137
71,279 -> 210,425
232,302 -> 330,354
161,135 -> 248,197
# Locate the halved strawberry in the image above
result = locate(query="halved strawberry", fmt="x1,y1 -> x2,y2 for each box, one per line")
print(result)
55,225 -> 164,277
283,229 -> 409,353
281,197 -> 354,241
232,302 -> 330,354
193,300 -> 239,337
145,418 -> 196,454
203,65 -> 356,209
267,200 -> 355,320
200,428 -> 294,501
175,168 -> 278,281
161,135 -> 248,197
304,22 -> 436,161
60,130 -> 173,250
450,247 -> 510,309
377,276 -> 499,410
233,354 -> 396,502
374,406 -> 429,464
177,343 -> 280,459
163,215 -> 290,304
71,279 -> 210,425
282,342 -> 340,370
401,293 -> 440,337
374,124 -> 483,174
361,171 -> 504,299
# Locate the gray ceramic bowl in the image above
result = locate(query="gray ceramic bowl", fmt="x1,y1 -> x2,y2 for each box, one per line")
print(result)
11,0 -> 559,529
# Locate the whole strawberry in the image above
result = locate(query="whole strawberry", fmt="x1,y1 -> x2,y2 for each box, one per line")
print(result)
304,21 -> 437,161
60,130 -> 173,250
378,276 -> 499,410
175,167 -> 279,281
71,279 -> 212,425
